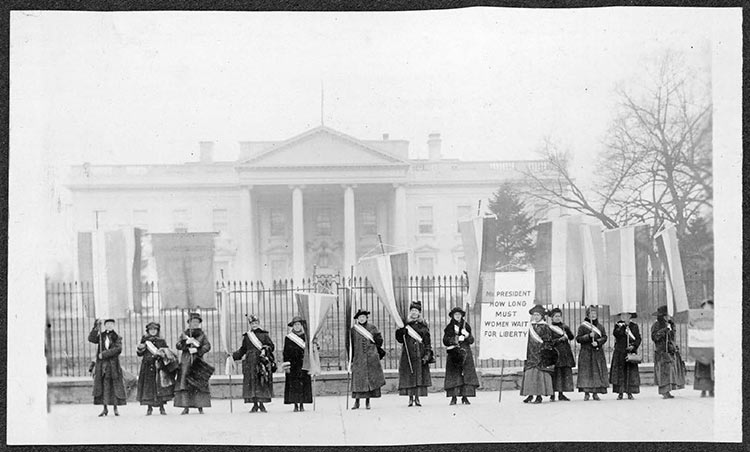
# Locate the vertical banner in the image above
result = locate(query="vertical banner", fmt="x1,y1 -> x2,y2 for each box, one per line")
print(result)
358,253 -> 408,328
655,225 -> 689,315
604,225 -> 651,316
459,216 -> 484,307
534,217 -> 584,305
688,309 -> 714,365
295,292 -> 338,377
151,232 -> 216,310
477,271 -> 535,361
389,252 -> 410,323
581,223 -> 607,306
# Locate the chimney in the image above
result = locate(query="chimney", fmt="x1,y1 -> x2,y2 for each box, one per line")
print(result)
428,133 -> 442,161
199,141 -> 214,164
382,133 -> 390,141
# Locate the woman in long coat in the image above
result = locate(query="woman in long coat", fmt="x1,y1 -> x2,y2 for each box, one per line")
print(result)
87,318 -> 127,416
693,299 -> 714,397
136,321 -> 174,415
576,305 -> 608,400
232,314 -> 275,413
609,312 -> 641,399
350,309 -> 386,410
521,305 -> 554,404
547,307 -> 575,402
283,316 -> 312,412
442,306 -> 479,405
651,305 -> 686,399
395,301 -> 433,407
174,313 -> 212,414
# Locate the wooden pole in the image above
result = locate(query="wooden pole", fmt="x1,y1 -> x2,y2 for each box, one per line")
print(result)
313,375 -> 317,411
498,359 -> 505,403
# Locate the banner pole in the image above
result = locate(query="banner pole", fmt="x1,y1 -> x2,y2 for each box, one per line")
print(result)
498,359 -> 505,403
313,375 -> 317,411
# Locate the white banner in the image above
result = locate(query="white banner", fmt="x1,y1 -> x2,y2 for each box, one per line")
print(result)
478,271 -> 535,361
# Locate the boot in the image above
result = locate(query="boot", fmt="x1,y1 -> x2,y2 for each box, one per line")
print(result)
258,403 -> 267,413
558,393 -> 570,401
146,406 -> 153,415
294,403 -> 299,412
532,395 -> 542,404
197,407 -> 204,414
709,390 -> 714,398
584,392 -> 590,401
98,405 -> 108,417
523,395 -> 533,403
461,396 -> 470,405
627,393 -> 634,400
662,392 -> 674,399
299,404 -> 305,411
365,398 -> 371,410
113,406 -> 119,416
617,393 -> 623,400
592,393 -> 601,401
408,396 -> 414,407
449,396 -> 457,406
700,390 -> 706,398
352,399 -> 360,410
550,394 -> 556,402
180,408 -> 189,415
414,396 -> 421,407
159,405 -> 167,415
250,403 -> 259,413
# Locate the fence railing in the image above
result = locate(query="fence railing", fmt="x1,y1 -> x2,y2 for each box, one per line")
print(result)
46,274 -> 712,377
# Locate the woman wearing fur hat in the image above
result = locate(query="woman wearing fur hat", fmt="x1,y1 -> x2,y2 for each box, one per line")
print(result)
442,306 -> 479,405
395,301 -> 433,407
231,314 -> 276,413
174,313 -> 213,414
693,299 -> 714,398
87,318 -> 127,416
136,322 -> 174,415
521,305 -> 555,404
547,307 -> 575,402
609,312 -> 641,400
576,306 -> 608,400
350,309 -> 386,410
651,305 -> 686,399
283,316 -> 313,412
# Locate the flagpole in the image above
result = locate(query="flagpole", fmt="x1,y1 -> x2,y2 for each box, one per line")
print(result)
220,274 -> 233,414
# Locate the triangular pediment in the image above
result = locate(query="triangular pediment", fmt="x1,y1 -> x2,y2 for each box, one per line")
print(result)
240,126 -> 408,167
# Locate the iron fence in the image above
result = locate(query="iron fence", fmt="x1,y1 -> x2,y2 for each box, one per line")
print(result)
46,273 -> 712,377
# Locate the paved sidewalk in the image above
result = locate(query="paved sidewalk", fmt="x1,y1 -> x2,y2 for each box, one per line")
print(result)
39,389 -> 714,445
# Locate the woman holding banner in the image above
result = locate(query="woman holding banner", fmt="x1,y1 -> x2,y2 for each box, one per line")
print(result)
283,316 -> 313,412
575,305 -> 608,400
609,312 -> 641,400
174,313 -> 213,414
395,301 -> 434,407
442,306 -> 479,405
350,309 -> 386,410
651,305 -> 686,399
547,308 -> 575,402
521,305 -> 555,404
232,314 -> 276,413
136,322 -> 175,415
87,318 -> 127,417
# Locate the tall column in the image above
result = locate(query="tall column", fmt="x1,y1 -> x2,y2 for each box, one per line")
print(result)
239,185 -> 257,281
292,185 -> 305,283
376,200 -> 388,244
343,184 -> 356,273
393,184 -> 408,248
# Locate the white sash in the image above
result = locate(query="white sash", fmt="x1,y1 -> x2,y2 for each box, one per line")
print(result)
286,332 -> 306,349
581,321 -> 602,337
247,330 -> 264,351
548,324 -> 565,337
625,325 -> 636,342
353,324 -> 375,343
528,323 -> 544,344
405,325 -> 423,343
145,340 -> 159,355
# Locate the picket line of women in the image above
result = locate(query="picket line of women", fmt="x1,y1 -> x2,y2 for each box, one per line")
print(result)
86,300 -> 712,417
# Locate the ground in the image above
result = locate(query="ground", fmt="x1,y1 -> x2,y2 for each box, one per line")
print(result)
39,389 -> 714,445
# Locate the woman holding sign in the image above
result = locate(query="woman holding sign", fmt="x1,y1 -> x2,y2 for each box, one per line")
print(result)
521,305 -> 555,404
350,309 -> 386,410
575,305 -> 608,400
232,314 -> 276,413
547,308 -> 575,402
283,316 -> 313,412
609,312 -> 641,400
442,306 -> 479,405
396,301 -> 434,407
136,322 -> 175,415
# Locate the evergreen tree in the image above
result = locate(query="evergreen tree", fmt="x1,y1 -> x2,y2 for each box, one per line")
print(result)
486,183 -> 535,268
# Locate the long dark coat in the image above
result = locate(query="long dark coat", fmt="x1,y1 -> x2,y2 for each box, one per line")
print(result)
232,328 -> 275,403
651,319 -> 686,393
442,320 -> 479,392
350,322 -> 386,395
575,319 -> 608,393
283,332 -> 312,404
549,322 -> 576,368
174,328 -> 212,408
136,335 -> 175,405
609,321 -> 641,394
395,319 -> 433,394
88,327 -> 127,406
524,322 -> 554,370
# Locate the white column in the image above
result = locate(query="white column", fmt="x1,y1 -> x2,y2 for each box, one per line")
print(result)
376,200 -> 388,243
292,185 -> 305,283
393,184 -> 407,248
343,184 -> 356,273
239,185 -> 257,281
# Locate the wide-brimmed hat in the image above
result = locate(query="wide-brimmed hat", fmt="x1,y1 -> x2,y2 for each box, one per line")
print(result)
547,307 -> 562,317
287,316 -> 306,327
652,305 -> 669,317
409,301 -> 422,312
528,305 -> 547,316
247,314 -> 260,323
701,299 -> 714,308
103,319 -> 116,324
617,312 -> 638,319
449,307 -> 466,318
145,321 -> 161,331
354,309 -> 371,319
187,313 -> 202,323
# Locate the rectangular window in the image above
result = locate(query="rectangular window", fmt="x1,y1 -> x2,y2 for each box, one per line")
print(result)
270,209 -> 285,237
418,206 -> 434,234
456,205 -> 472,233
418,257 -> 435,275
133,209 -> 148,230
316,208 -> 332,236
173,209 -> 189,232
212,209 -> 229,234
360,206 -> 377,236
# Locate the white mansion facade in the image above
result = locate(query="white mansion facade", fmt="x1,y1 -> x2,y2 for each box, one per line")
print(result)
66,126 -> 556,282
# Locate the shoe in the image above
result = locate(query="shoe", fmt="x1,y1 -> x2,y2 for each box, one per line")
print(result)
414,397 -> 422,407
408,396 -> 414,407
709,391 -> 715,398
98,407 -> 108,417
198,407 -> 204,414
159,406 -> 167,415
352,399 -> 360,410
113,407 -> 119,416
700,391 -> 706,398
627,393 -> 634,400
365,400 -> 371,410
250,404 -> 259,413
550,394 -> 556,402
662,392 -> 674,399
449,396 -> 457,406
294,404 -> 299,412
558,394 -> 570,401
532,396 -> 542,404
461,397 -> 470,405
584,393 -> 590,401
299,404 -> 305,412
180,408 -> 189,415
523,395 -> 533,403
592,394 -> 601,401
259,404 -> 267,413
617,393 -> 623,400
146,406 -> 153,415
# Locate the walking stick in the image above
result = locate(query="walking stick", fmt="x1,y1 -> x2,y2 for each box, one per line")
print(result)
498,359 -> 505,403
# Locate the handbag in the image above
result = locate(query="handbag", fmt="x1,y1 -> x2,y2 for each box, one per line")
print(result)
377,346 -> 386,360
624,326 -> 642,364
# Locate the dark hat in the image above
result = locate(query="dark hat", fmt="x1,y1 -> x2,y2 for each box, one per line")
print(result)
449,306 -> 466,318
528,305 -> 547,316
353,309 -> 371,319
409,301 -> 422,312
187,313 -> 202,323
145,321 -> 161,331
701,299 -> 714,308
247,314 -> 260,323
287,316 -> 306,327
547,307 -> 562,317
652,305 -> 669,317
617,312 -> 638,319
585,305 -> 599,317
104,319 -> 116,324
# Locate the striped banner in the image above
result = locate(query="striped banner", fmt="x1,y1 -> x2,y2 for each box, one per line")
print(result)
150,233 -> 216,310
459,216 -> 484,307
655,225 -> 689,315
295,292 -> 338,377
581,223 -> 607,305
534,216 -> 584,305
358,252 -> 409,327
603,224 -> 650,316
688,308 -> 714,365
